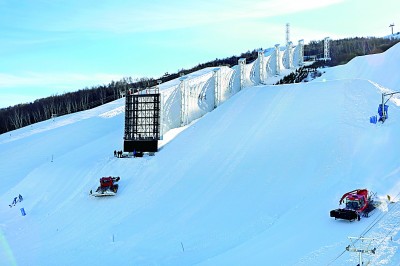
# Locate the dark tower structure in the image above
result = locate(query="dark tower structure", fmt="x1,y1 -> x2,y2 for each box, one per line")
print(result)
124,89 -> 161,153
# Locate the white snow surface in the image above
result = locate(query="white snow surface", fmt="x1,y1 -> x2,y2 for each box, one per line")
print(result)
2,44 -> 400,265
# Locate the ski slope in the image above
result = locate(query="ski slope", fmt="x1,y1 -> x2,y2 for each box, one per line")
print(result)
1,44 -> 400,265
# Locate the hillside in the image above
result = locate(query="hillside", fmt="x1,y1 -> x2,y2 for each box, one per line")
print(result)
1,44 -> 400,265
2,37 -> 399,136
316,42 -> 400,92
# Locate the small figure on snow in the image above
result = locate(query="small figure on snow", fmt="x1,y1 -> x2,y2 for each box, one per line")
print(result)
12,197 -> 17,206
114,150 -> 117,157
18,194 -> 23,202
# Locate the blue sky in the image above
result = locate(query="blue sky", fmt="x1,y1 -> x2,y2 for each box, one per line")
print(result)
0,0 -> 398,107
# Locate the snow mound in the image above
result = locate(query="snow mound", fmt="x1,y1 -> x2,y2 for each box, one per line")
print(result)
318,43 -> 400,92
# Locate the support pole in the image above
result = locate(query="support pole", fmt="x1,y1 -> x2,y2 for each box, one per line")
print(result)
390,23 -> 395,35
382,93 -> 385,121
346,236 -> 377,265
238,58 -> 246,90
213,68 -> 221,108
179,76 -> 188,126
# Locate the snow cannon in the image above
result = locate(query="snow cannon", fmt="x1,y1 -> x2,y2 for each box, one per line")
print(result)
90,176 -> 120,197
330,189 -> 378,222
378,104 -> 388,122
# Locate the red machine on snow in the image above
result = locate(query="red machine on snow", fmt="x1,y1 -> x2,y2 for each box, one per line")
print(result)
90,176 -> 120,197
330,189 -> 378,221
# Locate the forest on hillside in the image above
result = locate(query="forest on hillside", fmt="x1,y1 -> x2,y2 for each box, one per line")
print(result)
276,37 -> 400,85
0,37 -> 399,134
304,36 -> 400,65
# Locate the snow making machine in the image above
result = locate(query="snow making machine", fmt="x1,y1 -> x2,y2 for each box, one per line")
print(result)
330,189 -> 378,221
90,176 -> 120,197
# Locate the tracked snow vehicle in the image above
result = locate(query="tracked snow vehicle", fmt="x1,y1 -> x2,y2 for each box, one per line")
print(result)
330,189 -> 377,221
90,176 -> 120,197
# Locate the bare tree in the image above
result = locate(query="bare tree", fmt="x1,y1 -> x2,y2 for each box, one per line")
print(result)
9,107 -> 24,129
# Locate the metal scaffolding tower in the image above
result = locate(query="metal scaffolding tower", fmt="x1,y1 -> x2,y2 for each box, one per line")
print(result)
298,39 -> 304,66
324,37 -> 331,61
286,23 -> 290,45
286,41 -> 293,69
124,88 -> 160,153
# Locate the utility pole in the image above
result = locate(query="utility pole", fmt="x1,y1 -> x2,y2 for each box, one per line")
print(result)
389,23 -> 395,35
238,58 -> 246,89
346,237 -> 377,265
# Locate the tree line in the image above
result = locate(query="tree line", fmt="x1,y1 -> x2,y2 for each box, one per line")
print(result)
0,78 -> 150,134
304,37 -> 400,66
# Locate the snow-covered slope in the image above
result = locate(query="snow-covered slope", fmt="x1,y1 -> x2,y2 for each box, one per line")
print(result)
2,44 -> 400,266
316,43 -> 400,92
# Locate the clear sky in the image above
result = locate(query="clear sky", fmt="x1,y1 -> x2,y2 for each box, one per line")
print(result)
0,0 -> 398,108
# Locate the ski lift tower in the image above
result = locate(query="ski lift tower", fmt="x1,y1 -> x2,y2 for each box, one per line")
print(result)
323,37 -> 331,61
346,237 -> 377,266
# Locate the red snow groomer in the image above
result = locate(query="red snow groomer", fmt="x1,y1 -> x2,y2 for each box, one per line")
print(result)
90,176 -> 120,197
330,189 -> 377,221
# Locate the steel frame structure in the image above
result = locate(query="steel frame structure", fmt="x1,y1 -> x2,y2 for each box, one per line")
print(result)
324,37 -> 331,61
124,91 -> 160,152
